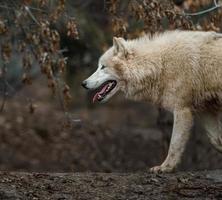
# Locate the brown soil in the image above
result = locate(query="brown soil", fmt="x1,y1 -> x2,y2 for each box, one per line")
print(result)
0,170 -> 222,199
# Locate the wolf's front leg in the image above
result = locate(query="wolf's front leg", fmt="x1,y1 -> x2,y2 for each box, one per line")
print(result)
150,107 -> 193,173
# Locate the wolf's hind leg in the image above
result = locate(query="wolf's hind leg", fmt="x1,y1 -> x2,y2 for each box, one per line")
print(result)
200,112 -> 222,152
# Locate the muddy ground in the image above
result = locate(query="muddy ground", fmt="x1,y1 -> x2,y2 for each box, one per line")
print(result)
0,170 -> 221,200
0,78 -> 222,199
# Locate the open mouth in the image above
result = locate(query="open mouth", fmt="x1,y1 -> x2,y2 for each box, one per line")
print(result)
92,80 -> 117,103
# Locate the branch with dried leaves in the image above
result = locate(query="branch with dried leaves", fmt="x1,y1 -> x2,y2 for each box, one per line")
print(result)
0,0 -> 79,125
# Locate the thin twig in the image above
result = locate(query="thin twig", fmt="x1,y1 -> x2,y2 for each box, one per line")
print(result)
29,6 -> 47,13
57,48 -> 69,54
214,0 -> 217,6
0,5 -> 14,10
4,79 -> 34,105
0,63 -> 7,112
54,74 -> 81,125
24,6 -> 40,25
184,3 -> 222,16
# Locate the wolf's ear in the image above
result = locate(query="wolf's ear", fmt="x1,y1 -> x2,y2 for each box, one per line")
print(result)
113,37 -> 129,57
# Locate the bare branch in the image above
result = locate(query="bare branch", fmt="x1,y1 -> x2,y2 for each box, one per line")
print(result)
214,0 -> 218,6
0,5 -> 14,10
24,6 -> 40,25
184,3 -> 222,16
29,6 -> 47,13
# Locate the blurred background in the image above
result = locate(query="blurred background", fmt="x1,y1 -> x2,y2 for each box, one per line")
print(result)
0,0 -> 222,173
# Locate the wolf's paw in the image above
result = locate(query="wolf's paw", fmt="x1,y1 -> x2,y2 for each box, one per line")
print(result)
149,165 -> 175,173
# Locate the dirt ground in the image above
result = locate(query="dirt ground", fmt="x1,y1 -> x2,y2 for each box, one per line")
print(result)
0,170 -> 222,199
0,78 -> 222,199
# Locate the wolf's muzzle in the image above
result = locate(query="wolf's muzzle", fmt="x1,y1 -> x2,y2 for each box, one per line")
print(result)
81,81 -> 88,89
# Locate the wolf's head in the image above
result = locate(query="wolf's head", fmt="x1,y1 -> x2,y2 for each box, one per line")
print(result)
82,37 -> 132,103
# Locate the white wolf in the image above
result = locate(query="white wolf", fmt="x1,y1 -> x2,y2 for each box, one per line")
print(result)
82,30 -> 222,173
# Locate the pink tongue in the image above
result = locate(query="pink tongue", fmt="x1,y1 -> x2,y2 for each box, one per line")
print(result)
92,83 -> 110,103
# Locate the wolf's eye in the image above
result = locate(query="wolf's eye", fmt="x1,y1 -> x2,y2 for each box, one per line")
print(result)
101,65 -> 106,69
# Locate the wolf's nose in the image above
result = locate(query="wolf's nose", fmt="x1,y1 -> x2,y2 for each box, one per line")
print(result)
81,81 -> 88,89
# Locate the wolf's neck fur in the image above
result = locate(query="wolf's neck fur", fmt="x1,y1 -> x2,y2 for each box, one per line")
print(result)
123,32 -> 176,104
124,53 -> 163,105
